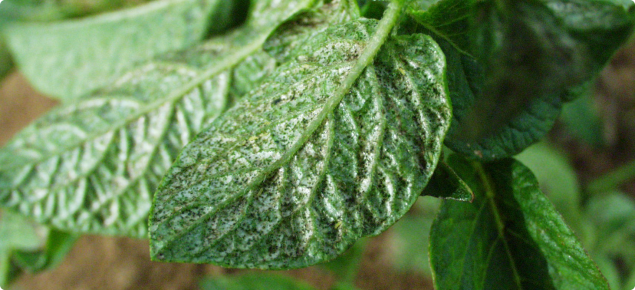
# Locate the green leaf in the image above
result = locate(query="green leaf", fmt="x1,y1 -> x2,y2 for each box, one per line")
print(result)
585,192 -> 635,248
3,0 -> 230,100
422,158 -> 473,202
405,5 -> 563,160
0,0 -> 155,21
408,0 -> 635,160
358,0 -> 387,19
515,143 -> 584,236
0,0 -> 315,238
591,255 -> 622,290
432,34 -> 565,160
516,143 -> 595,248
407,0 -> 474,57
0,250 -> 10,288
263,0 -> 357,64
149,6 -> 451,268
41,230 -> 79,268
12,229 -> 79,272
0,211 -> 77,282
200,274 -> 316,290
0,211 -> 46,252
0,210 -> 48,287
430,156 -> 609,290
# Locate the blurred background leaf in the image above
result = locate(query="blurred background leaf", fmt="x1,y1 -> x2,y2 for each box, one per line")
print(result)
1,0 -> 236,101
0,210 -> 78,287
0,0 -> 155,21
560,87 -> 606,148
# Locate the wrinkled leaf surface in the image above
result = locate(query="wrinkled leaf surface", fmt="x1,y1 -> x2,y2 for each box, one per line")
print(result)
150,19 -> 451,269
0,0 -> 314,238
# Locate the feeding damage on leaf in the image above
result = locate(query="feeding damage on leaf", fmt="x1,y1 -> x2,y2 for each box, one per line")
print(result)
149,5 -> 452,268
0,0 -> 317,238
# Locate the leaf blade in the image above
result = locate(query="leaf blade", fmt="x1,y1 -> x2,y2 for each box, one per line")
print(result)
150,13 -> 451,269
0,0 -> 315,238
3,0 -> 230,100
430,156 -> 609,290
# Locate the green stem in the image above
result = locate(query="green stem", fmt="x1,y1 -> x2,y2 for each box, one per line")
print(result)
587,158 -> 635,195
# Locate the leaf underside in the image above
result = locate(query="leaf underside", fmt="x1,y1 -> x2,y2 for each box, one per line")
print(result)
149,19 -> 451,269
3,0 -> 225,100
0,0 -> 315,238
430,156 -> 609,290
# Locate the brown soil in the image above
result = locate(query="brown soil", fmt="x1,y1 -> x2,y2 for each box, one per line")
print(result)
0,72 -> 57,146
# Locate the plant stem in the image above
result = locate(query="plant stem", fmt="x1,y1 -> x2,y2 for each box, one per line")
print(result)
587,158 -> 635,194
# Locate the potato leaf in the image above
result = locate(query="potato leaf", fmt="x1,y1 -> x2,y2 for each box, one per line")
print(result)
430,156 -> 609,290
3,0 -> 231,100
516,143 -> 584,236
0,0 -> 155,21
263,0 -> 357,64
149,6 -> 451,269
408,0 -> 635,160
0,0 -> 316,238
406,0 -> 474,57
0,210 -> 48,286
